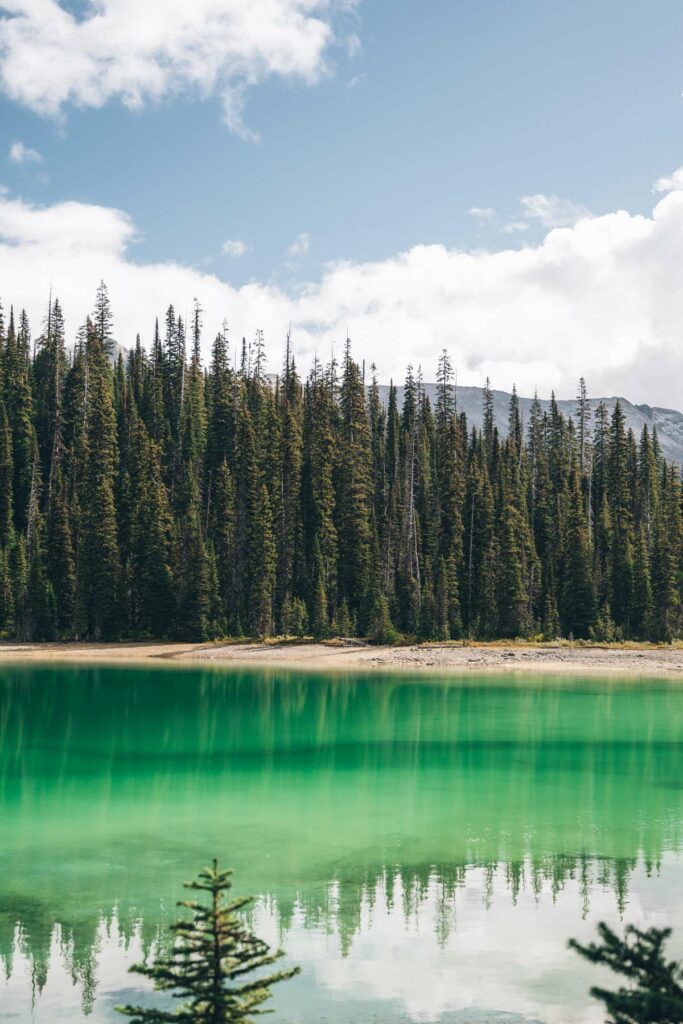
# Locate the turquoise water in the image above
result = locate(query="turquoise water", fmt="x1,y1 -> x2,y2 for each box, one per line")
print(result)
1,664 -> 683,1022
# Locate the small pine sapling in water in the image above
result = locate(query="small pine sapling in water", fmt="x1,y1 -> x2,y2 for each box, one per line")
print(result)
570,921 -> 683,1023
117,859 -> 300,1023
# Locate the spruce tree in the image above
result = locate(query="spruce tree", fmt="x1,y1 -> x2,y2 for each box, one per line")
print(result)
336,344 -> 374,631
117,860 -> 299,1023
5,309 -> 37,535
302,364 -> 337,632
77,321 -> 122,639
275,340 -> 304,622
250,483 -> 276,638
127,412 -> 175,637
210,459 -> 235,633
570,922 -> 683,1024
0,399 -> 14,549
45,467 -> 75,636
560,470 -> 596,638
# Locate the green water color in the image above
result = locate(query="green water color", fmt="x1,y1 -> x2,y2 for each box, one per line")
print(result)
1,664 -> 683,1023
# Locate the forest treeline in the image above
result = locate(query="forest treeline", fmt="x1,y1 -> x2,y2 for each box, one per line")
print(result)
0,282 -> 681,643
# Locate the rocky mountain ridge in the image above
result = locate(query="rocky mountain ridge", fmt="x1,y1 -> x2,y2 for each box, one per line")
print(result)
376,383 -> 683,466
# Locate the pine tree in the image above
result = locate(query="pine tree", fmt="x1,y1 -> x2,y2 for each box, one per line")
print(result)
302,363 -> 337,631
336,344 -> 374,631
631,524 -> 654,640
34,297 -> 68,485
10,534 -> 29,640
576,377 -> 592,477
5,309 -> 37,535
570,922 -> 683,1024
93,281 -> 115,356
0,547 -> 14,636
496,494 -> 531,638
176,435 -> 210,641
45,467 -> 75,636
434,351 -> 463,639
210,459 -> 235,633
275,338 -> 304,621
608,402 -> 635,633
25,456 -> 56,640
0,399 -> 14,549
309,534 -> 329,639
127,412 -> 175,637
651,469 -> 681,641
117,860 -> 299,1023
77,321 -> 122,639
560,470 -> 595,638
250,483 -> 276,638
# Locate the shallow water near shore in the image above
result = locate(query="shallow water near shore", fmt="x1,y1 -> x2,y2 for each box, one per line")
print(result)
1,664 -> 683,1023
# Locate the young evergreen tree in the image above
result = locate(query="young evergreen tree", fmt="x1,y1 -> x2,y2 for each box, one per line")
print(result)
116,860 -> 299,1024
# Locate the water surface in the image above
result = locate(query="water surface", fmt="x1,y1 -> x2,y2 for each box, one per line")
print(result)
1,664 -> 683,1023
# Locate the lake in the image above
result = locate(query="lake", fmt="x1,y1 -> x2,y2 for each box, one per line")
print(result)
1,664 -> 683,1023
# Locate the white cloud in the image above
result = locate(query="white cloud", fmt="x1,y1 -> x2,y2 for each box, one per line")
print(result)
8,139 -> 42,164
501,193 -> 590,235
0,0 -> 354,136
502,220 -> 529,234
520,193 -> 591,228
286,231 -> 310,257
653,166 -> 683,193
5,184 -> 683,406
468,207 -> 495,222
222,238 -> 247,256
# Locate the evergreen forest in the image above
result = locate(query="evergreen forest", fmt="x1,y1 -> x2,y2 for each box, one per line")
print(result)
0,282 -> 680,644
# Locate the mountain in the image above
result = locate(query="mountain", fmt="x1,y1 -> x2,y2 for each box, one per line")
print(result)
376,383 -> 683,466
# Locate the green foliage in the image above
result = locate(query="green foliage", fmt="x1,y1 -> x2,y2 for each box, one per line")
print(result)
116,860 -> 299,1023
1,283 -> 682,644
570,921 -> 683,1024
280,593 -> 307,637
369,593 -> 399,644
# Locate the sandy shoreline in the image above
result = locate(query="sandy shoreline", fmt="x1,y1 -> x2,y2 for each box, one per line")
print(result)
2,638 -> 683,677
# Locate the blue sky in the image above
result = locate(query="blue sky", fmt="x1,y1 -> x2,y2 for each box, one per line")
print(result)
4,0 -> 683,283
2,0 -> 683,403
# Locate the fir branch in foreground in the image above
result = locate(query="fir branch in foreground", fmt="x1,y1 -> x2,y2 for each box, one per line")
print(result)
570,921 -> 683,1024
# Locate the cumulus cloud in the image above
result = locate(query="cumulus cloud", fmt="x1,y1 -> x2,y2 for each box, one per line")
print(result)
4,186 -> 683,406
653,166 -> 683,194
8,139 -> 42,164
222,238 -> 247,256
0,0 -> 353,135
286,231 -> 310,257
